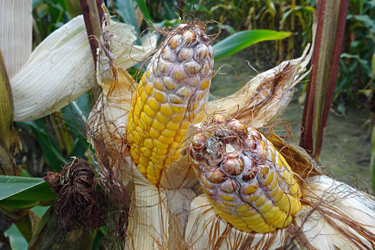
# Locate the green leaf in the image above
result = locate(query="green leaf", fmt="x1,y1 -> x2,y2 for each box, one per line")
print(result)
353,15 -> 375,33
0,176 -> 55,208
62,93 -> 91,157
4,224 -> 28,250
18,119 -> 66,172
115,0 -> 140,36
213,30 -> 291,60
135,0 -> 152,21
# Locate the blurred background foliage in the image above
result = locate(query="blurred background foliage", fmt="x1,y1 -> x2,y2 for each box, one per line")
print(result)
3,0 -> 375,248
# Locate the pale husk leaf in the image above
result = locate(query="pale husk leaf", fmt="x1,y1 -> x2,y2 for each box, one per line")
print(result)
207,44 -> 312,129
125,184 -> 195,249
11,15 -> 154,121
0,0 -> 32,79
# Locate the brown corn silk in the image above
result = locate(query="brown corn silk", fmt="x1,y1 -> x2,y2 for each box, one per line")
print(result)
126,22 -> 214,185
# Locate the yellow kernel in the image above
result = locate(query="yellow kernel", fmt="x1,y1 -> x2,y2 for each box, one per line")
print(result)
264,171 -> 274,186
134,106 -> 141,117
154,91 -> 167,103
146,70 -> 151,79
161,129 -> 176,137
200,79 -> 210,90
158,135 -> 174,144
152,119 -> 166,131
259,200 -> 273,214
156,112 -> 169,124
244,184 -> 258,194
144,139 -> 154,149
146,97 -> 160,111
137,164 -> 147,174
236,204 -> 251,213
164,77 -> 176,90
140,147 -> 151,156
140,112 -> 153,126
171,114 -> 183,122
136,97 -> 143,110
154,79 -> 164,91
160,103 -> 174,116
263,207 -> 282,220
154,139 -> 170,149
176,87 -> 192,98
141,74 -> 146,83
174,135 -> 184,143
170,95 -> 184,104
144,105 -> 156,118
242,212 -> 262,222
139,155 -> 149,165
177,128 -> 187,136
141,91 -> 148,102
166,122 -> 180,131
181,120 -> 189,129
172,105 -> 186,113
145,82 -> 153,95
274,189 -> 285,204
220,194 -> 234,201
149,128 -> 160,138
254,195 -> 266,207
152,147 -> 168,156
135,126 -> 144,136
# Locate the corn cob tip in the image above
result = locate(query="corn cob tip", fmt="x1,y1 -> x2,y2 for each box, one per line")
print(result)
190,114 -> 302,233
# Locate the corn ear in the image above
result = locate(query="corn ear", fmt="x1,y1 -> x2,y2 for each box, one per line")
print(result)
186,134 -> 375,249
190,114 -> 302,233
127,23 -> 214,185
11,15 -> 153,121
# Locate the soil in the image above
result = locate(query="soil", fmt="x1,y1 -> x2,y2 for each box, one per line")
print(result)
211,50 -> 373,193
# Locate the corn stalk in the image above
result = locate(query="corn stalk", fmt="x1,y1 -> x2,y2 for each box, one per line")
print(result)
300,0 -> 349,161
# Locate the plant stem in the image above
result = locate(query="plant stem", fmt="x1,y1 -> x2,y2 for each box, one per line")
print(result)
300,0 -> 349,162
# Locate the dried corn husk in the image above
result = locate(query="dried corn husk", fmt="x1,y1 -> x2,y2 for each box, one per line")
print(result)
207,44 -> 312,129
11,15 -> 155,122
0,0 -> 32,79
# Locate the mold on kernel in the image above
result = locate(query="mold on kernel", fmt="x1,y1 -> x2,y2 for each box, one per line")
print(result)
170,35 -> 181,50
182,30 -> 197,46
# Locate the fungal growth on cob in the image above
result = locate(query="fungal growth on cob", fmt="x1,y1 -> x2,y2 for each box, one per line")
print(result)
190,114 -> 302,233
127,22 -> 214,185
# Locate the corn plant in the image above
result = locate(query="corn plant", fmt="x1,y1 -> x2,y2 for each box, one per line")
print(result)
1,0 -> 375,249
